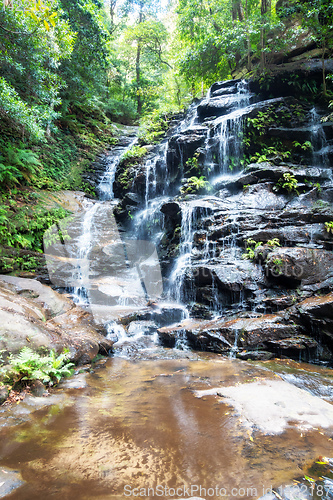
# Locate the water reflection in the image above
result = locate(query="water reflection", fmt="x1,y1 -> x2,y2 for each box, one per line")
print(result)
0,357 -> 332,499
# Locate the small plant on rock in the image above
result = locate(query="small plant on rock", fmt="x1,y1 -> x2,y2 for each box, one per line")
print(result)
325,221 -> 333,234
242,238 -> 263,260
293,140 -> 313,151
121,145 -> 147,166
270,258 -> 284,275
242,238 -> 280,260
267,238 -> 281,248
274,172 -> 299,195
181,176 -> 211,195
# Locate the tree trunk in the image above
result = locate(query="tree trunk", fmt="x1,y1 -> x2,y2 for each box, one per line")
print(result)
232,1 -> 245,21
260,27 -> 265,72
232,1 -> 244,66
136,42 -> 142,115
110,0 -> 116,26
134,7 -> 144,115
260,0 -> 271,73
246,0 -> 251,71
322,42 -> 327,96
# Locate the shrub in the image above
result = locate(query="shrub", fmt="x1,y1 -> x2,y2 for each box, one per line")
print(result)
325,221 -> 333,234
1,347 -> 74,387
274,172 -> 299,195
181,176 -> 211,194
120,145 -> 147,166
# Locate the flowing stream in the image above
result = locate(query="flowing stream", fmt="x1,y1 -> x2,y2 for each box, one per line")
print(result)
0,86 -> 333,500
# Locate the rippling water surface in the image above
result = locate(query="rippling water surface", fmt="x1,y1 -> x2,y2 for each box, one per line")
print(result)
0,350 -> 332,500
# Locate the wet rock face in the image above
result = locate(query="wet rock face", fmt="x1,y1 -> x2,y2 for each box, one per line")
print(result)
157,314 -> 304,356
166,127 -> 207,183
163,79 -> 333,361
265,248 -> 333,286
106,77 -> 333,362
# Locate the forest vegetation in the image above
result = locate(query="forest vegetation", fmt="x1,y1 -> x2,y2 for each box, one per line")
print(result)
0,0 -> 332,273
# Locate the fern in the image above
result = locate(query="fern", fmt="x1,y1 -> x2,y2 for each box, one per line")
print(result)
4,147 -> 41,183
2,347 -> 74,387
0,147 -> 42,188
0,163 -> 22,187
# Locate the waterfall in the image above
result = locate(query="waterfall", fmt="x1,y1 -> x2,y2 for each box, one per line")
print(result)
168,203 -> 195,303
98,138 -> 138,200
164,80 -> 253,309
71,202 -> 99,305
309,107 -> 329,167
213,81 -> 251,176
43,77 -> 333,362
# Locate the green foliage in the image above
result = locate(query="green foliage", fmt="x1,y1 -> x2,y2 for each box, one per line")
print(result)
0,201 -> 69,255
285,75 -> 319,96
1,347 -> 74,387
0,78 -> 45,142
293,140 -> 313,151
139,109 -> 175,145
59,0 -> 111,107
0,0 -> 75,140
242,237 -> 280,260
104,99 -> 137,124
121,145 -> 147,165
267,238 -> 281,248
274,172 -> 299,195
305,180 -> 322,193
0,146 -> 42,189
174,0 -> 284,88
270,258 -> 283,275
325,221 -> 333,234
181,175 -> 211,195
242,238 -> 263,260
300,0 -> 333,95
250,146 -> 291,164
121,13 -> 170,113
247,111 -> 275,136
184,152 -> 202,176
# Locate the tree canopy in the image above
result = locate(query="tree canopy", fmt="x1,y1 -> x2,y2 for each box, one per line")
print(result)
0,0 -> 332,140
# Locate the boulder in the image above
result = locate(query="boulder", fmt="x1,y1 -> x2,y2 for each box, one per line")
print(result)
297,292 -> 333,319
265,335 -> 319,361
166,127 -> 207,180
0,275 -> 72,318
241,163 -> 331,186
265,247 -> 333,285
120,304 -> 186,328
157,314 -> 301,353
197,96 -> 241,120
0,386 -> 9,405
249,60 -> 333,98
0,278 -> 113,365
210,79 -> 241,94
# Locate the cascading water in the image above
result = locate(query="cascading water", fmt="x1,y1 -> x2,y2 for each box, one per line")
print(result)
215,80 -> 251,174
163,80 -> 254,310
60,135 -> 159,339
310,107 -> 329,168
168,203 -> 195,303
72,202 -> 99,305
50,77 -> 333,357
98,138 -> 138,200
201,81 -> 251,179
